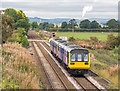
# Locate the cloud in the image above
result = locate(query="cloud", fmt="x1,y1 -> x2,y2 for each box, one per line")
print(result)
1,0 -> 118,19
82,6 -> 93,17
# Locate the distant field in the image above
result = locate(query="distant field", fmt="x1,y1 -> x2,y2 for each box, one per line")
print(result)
56,32 -> 118,41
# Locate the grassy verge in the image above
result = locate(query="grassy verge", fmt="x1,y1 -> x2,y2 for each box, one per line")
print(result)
89,49 -> 118,89
2,43 -> 44,89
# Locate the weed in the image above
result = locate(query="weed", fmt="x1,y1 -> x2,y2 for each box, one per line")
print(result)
2,43 -> 44,89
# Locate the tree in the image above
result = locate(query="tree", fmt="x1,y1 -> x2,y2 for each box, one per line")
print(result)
79,19 -> 90,29
90,20 -> 101,29
2,15 -> 14,43
15,19 -> 30,32
39,23 -> 44,29
48,23 -> 54,28
16,10 -> 26,20
61,21 -> 67,28
106,19 -> 118,29
31,21 -> 38,30
5,8 -> 28,23
42,22 -> 49,29
4,8 -> 18,22
5,8 -> 30,32
56,25 -> 58,28
39,22 -> 49,30
68,19 -> 78,28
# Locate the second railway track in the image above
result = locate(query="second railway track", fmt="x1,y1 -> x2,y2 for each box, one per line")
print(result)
36,41 -> 76,90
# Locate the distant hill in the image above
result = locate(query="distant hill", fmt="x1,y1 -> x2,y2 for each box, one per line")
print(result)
28,17 -> 110,25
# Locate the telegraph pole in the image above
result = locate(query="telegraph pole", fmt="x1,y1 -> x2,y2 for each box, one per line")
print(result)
72,20 -> 74,37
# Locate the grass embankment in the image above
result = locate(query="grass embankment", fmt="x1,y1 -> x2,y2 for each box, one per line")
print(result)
2,43 -> 44,89
89,49 -> 118,88
56,32 -> 118,41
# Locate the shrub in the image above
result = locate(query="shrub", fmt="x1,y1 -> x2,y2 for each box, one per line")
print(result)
21,36 -> 29,47
34,28 -> 40,32
8,28 -> 29,48
90,37 -> 98,44
68,37 -> 75,41
106,34 -> 117,49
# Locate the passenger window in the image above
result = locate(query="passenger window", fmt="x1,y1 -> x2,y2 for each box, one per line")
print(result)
84,54 -> 88,61
78,54 -> 82,61
71,54 -> 75,61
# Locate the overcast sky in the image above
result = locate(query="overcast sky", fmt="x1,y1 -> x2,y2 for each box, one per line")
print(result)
1,0 -> 119,19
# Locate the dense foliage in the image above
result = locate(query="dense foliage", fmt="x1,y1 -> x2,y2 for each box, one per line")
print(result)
61,21 -> 67,28
106,19 -> 118,29
2,8 -> 30,47
31,18 -> 119,32
38,22 -> 54,30
106,34 -> 119,49
2,15 -> 14,43
8,28 -> 29,47
31,21 -> 38,30
80,19 -> 91,29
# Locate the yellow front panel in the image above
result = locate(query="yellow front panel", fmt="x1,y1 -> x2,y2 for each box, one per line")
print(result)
69,53 -> 90,69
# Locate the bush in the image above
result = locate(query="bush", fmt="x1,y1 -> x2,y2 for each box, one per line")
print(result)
8,28 -> 29,47
68,37 -> 75,41
106,34 -> 117,49
90,37 -> 98,44
21,36 -> 29,47
34,28 -> 40,32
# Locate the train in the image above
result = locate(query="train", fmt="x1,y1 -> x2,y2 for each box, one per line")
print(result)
49,38 -> 90,75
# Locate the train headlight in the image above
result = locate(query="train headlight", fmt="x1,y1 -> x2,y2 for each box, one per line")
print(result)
84,54 -> 89,61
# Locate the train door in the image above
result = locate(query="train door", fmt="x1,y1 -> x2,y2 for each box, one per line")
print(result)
67,52 -> 69,66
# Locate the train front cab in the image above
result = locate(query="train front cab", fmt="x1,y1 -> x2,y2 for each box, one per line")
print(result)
68,49 -> 90,75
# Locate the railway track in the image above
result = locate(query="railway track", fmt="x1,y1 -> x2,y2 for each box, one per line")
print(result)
36,41 -> 76,90
74,77 -> 98,90
31,42 -> 53,89
28,30 -> 106,90
42,41 -> 106,91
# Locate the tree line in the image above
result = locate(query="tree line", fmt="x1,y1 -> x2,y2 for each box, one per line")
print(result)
31,18 -> 119,32
61,19 -> 118,29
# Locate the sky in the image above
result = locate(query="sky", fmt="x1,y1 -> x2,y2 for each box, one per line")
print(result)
1,0 -> 119,19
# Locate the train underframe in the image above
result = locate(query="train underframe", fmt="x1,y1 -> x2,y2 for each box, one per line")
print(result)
51,51 -> 89,75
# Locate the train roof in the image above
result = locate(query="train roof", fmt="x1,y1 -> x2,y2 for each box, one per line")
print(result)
50,38 -> 86,52
54,38 -> 62,41
62,42 -> 74,46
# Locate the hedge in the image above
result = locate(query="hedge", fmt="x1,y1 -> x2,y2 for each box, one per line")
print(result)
46,28 -> 119,32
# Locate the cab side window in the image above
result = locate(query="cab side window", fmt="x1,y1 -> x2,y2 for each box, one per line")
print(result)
71,54 -> 75,61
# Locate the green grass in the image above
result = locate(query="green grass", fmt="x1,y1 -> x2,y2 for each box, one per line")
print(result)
89,49 -> 118,88
56,32 -> 118,41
